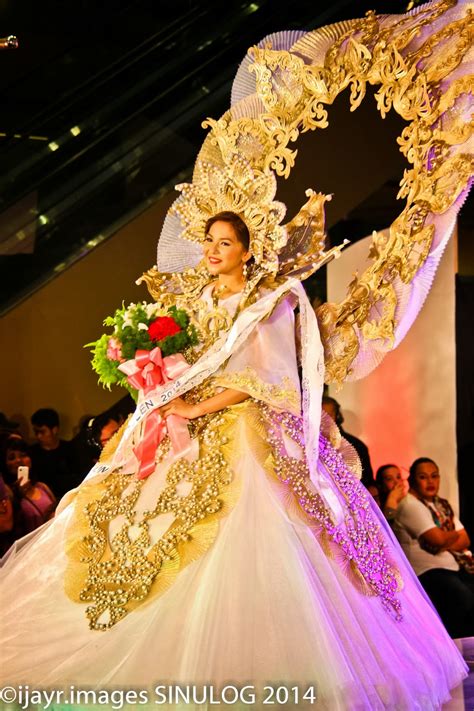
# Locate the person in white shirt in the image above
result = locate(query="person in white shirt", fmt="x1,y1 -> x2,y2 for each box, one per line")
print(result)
394,457 -> 474,637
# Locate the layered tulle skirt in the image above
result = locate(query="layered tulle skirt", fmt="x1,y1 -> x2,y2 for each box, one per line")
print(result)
0,402 -> 467,710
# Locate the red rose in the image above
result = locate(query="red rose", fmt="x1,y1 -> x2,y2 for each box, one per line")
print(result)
148,316 -> 182,342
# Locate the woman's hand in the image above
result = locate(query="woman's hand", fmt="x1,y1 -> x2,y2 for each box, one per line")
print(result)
161,389 -> 249,421
385,480 -> 407,510
420,526 -> 459,553
14,479 -> 33,496
447,528 -> 471,553
160,397 -> 200,420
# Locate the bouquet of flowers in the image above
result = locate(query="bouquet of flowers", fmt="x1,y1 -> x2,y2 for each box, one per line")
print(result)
87,302 -> 198,400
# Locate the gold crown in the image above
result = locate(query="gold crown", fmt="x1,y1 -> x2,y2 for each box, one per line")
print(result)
171,154 -> 288,274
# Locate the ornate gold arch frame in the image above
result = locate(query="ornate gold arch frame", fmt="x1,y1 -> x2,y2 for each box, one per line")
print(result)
155,0 -> 473,384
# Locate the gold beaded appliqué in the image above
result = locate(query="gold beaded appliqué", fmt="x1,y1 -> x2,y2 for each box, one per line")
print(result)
213,366 -> 300,414
64,405 -> 242,630
260,404 -> 403,619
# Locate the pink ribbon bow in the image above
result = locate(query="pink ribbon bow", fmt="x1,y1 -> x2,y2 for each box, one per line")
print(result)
118,347 -> 191,479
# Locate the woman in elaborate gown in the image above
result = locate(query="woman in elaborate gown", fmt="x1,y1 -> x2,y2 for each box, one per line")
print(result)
0,208 -> 468,711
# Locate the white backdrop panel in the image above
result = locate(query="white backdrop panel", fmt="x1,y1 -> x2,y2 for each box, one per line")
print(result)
326,232 -> 458,511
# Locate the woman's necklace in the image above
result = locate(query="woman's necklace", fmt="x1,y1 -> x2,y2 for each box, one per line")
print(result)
199,281 -> 247,343
211,281 -> 245,304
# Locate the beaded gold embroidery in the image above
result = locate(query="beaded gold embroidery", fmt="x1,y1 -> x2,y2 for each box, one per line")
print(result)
259,403 -> 403,619
65,403 -> 243,630
213,366 -> 300,414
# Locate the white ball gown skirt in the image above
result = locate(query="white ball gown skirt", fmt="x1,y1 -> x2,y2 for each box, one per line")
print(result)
0,402 -> 467,710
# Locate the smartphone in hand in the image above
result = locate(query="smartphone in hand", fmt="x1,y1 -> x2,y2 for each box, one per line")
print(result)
17,465 -> 29,485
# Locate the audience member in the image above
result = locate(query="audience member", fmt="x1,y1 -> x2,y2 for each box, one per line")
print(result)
0,473 -> 15,556
109,394 -> 135,425
394,457 -> 474,637
375,464 -> 407,522
322,396 -> 374,487
70,415 -> 97,480
72,411 -> 123,479
89,412 -> 121,450
30,408 -> 80,500
2,436 -> 56,539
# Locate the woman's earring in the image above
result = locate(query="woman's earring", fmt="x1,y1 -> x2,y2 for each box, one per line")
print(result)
242,262 -> 248,280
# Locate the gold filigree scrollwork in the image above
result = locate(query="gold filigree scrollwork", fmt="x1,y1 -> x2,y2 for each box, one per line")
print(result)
249,44 -> 308,119
360,282 -> 397,343
213,366 -> 300,413
407,12 -> 474,84
278,191 -> 348,282
171,154 -> 287,273
407,153 -> 474,214
150,0 -> 470,384
434,78 -> 474,145
202,114 -> 296,176
239,0 -> 471,383
248,46 -> 332,160
377,0 -> 457,53
317,302 -> 359,385
136,264 -> 211,310
372,50 -> 431,121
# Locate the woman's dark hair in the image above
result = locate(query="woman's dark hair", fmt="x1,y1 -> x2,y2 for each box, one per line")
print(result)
87,413 -> 119,451
408,457 -> 437,487
321,396 -> 343,426
1,437 -> 32,483
4,436 -> 29,456
375,464 -> 398,490
31,408 -> 59,429
375,464 -> 398,506
205,211 -> 250,251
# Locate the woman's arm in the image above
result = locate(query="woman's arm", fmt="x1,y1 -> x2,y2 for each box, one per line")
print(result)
383,482 -> 406,518
420,527 -> 460,552
161,389 -> 250,420
447,528 -> 471,552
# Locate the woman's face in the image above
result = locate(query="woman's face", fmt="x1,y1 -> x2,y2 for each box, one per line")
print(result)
412,461 -> 440,501
99,419 -> 120,448
203,221 -> 249,278
381,466 -> 402,493
6,448 -> 32,477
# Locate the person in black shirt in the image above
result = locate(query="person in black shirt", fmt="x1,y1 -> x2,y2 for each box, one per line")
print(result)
322,395 -> 374,488
30,408 -> 81,501
71,412 -> 122,480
